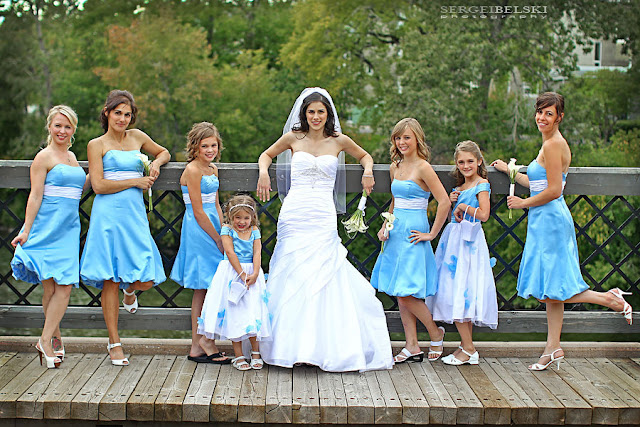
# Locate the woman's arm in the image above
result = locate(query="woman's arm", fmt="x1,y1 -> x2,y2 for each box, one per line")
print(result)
184,165 -> 223,252
137,129 -> 170,179
87,139 -> 154,194
508,140 -> 564,210
409,162 -> 450,244
11,153 -> 48,246
247,232 -> 262,286
378,164 -> 396,241
340,135 -> 374,194
490,159 -> 530,188
257,133 -> 294,202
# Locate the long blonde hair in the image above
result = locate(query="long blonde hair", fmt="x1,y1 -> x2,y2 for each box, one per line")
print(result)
185,122 -> 223,162
389,118 -> 431,165
451,140 -> 488,187
46,105 -> 78,148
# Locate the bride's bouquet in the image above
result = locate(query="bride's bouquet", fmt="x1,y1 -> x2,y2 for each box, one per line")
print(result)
380,212 -> 395,252
342,190 -> 369,239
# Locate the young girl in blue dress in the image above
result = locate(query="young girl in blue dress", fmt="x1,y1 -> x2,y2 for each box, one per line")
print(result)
198,195 -> 271,370
427,140 -> 498,365
11,105 -> 88,368
492,92 -> 633,371
170,122 -> 229,364
371,118 -> 451,363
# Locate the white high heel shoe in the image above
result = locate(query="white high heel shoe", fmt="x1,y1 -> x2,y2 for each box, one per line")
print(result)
107,342 -> 130,366
52,336 -> 65,362
122,289 -> 138,314
608,288 -> 633,325
528,348 -> 563,371
36,339 -> 61,369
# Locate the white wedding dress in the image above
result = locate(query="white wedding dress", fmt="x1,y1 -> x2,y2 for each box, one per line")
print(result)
260,151 -> 393,372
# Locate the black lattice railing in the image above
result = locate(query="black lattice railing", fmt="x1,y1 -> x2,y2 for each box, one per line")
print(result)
0,162 -> 638,316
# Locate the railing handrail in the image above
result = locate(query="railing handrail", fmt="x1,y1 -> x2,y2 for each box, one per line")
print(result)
1,160 -> 639,195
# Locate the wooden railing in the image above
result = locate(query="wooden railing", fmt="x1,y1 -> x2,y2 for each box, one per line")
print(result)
0,161 -> 638,334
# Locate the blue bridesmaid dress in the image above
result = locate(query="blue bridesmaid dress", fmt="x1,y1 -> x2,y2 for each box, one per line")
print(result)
517,160 -> 589,300
371,179 -> 437,299
170,174 -> 224,289
80,150 -> 166,289
11,164 -> 86,287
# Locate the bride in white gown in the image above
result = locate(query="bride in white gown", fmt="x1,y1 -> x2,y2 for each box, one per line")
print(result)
256,88 -> 393,372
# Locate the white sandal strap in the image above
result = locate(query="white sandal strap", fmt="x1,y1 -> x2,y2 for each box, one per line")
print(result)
107,342 -> 123,350
251,351 -> 261,355
123,289 -> 136,296
461,348 -> 474,357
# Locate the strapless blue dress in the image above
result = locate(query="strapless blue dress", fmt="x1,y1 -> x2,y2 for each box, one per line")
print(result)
11,164 -> 86,287
517,160 -> 589,300
371,179 -> 437,299
80,150 -> 166,289
170,174 -> 223,289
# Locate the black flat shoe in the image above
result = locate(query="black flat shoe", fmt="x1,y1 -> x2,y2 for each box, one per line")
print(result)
187,354 -> 209,363
204,352 -> 232,364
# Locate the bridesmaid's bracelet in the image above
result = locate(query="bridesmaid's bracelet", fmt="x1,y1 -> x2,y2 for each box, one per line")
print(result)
362,174 -> 374,178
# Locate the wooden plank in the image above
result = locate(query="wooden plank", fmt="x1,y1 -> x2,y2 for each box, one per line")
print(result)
70,355 -> 123,420
0,353 -> 17,369
458,363 -> 511,424
364,370 -> 402,424
265,365 -> 293,424
15,353 -> 82,419
316,371 -> 347,424
553,357 -> 618,425
291,366 -> 320,424
211,364 -> 243,422
497,358 -> 564,425
154,355 -> 195,422
238,367 -> 268,423
182,362 -> 221,423
611,357 -> 640,381
389,362 -> 429,424
0,353 -> 36,391
525,362 -> 591,425
481,357 -> 538,425
127,354 -> 176,421
0,354 -> 43,418
409,361 -> 457,425
98,354 -> 152,421
581,358 -> 640,425
432,362 -> 484,424
42,353 -> 105,419
340,371 -> 372,425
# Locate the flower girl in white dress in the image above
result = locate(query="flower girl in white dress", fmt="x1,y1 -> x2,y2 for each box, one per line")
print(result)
198,195 -> 271,370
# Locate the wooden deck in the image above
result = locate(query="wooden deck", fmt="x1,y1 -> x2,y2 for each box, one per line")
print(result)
0,350 -> 639,425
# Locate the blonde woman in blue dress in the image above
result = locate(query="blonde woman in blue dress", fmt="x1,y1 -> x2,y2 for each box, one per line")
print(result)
11,105 -> 88,368
492,92 -> 633,371
371,118 -> 450,363
81,90 -> 170,365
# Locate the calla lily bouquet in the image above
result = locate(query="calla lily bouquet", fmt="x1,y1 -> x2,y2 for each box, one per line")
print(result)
507,158 -> 523,219
136,153 -> 153,211
342,190 -> 369,239
380,212 -> 395,252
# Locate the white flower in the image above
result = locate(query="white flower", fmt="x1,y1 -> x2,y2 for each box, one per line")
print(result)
381,212 -> 395,237
507,158 -> 523,219
342,190 -> 369,238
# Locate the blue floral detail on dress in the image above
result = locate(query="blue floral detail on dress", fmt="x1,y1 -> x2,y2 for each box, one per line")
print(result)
464,289 -> 471,310
262,290 -> 271,304
489,257 -> 497,267
269,313 -> 273,323
464,240 -> 477,254
197,316 -> 204,326
255,319 -> 262,332
217,309 -> 225,327
445,255 -> 458,279
245,324 -> 254,334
